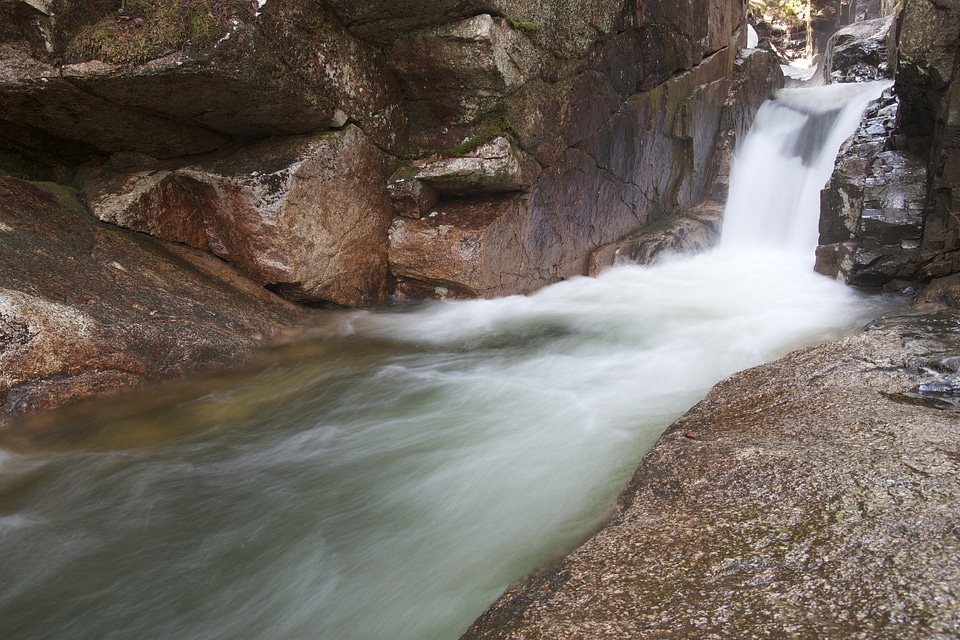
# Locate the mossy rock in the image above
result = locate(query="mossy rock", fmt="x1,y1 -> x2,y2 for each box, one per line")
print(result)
448,115 -> 520,157
65,0 -> 253,66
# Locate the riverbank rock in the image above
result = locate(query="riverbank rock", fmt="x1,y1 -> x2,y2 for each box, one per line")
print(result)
587,199 -> 725,274
462,310 -> 960,638
587,47 -> 783,274
0,176 -> 306,424
391,40 -> 762,299
815,90 -> 927,290
817,0 -> 960,293
896,0 -> 960,282
3,0 -> 763,304
84,126 -> 396,307
823,14 -> 895,83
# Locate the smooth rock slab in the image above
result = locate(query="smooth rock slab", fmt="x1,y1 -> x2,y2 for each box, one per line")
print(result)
463,312 -> 960,638
0,176 -> 305,423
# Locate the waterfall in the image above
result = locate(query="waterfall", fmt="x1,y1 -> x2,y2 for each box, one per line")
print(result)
0,83 -> 897,640
722,80 -> 892,255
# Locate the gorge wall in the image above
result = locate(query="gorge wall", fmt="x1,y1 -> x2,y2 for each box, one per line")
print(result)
0,0 -> 784,417
816,0 -> 960,296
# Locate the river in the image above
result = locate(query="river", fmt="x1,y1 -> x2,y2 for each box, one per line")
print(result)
0,81 -> 894,640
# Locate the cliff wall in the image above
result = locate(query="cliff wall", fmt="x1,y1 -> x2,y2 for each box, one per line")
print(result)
816,0 -> 960,296
2,0 -> 766,305
0,0 -> 783,416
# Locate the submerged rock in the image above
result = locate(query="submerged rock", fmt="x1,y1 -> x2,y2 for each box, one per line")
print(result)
463,311 -> 960,638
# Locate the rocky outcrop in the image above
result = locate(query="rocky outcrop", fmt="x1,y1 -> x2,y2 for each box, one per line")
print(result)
815,90 -> 927,290
0,0 -> 780,417
0,0 -> 406,160
84,126 -> 396,306
816,0 -> 960,293
897,0 -> 960,282
462,310 -> 960,638
586,46 -> 783,272
823,14 -> 895,83
586,199 -> 725,274
0,176 -> 306,423
2,0 -> 763,305
383,1 -> 761,299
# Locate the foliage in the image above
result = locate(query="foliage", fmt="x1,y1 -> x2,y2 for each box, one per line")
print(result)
65,0 -> 253,66
504,16 -> 541,34
749,0 -> 807,30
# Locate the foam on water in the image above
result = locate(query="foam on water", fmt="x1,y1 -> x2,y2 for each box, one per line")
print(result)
722,80 -> 892,255
0,83 -> 899,640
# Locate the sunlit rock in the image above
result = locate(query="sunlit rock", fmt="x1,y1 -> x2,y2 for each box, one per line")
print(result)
824,15 -> 895,83
415,137 -> 540,196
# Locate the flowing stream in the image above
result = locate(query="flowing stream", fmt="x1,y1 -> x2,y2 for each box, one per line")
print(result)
0,81 -> 895,640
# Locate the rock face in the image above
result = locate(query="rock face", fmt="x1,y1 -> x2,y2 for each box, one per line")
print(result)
84,126 -> 395,307
823,15 -> 895,83
1,0 -> 767,304
816,0 -> 960,294
897,0 -> 960,282
0,176 -> 306,423
815,90 -> 927,289
462,310 -> 960,638
0,0 -> 782,414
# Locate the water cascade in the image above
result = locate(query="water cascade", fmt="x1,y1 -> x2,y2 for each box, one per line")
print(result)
0,82 -> 895,640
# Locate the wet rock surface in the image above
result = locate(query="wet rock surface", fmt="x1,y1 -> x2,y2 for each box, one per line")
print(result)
463,310 -> 960,638
817,0 -> 960,292
824,15 -> 895,83
816,90 -> 927,291
0,176 -> 306,423
587,199 -> 724,274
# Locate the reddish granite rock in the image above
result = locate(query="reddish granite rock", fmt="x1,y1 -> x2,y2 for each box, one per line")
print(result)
85,126 -> 396,307
0,176 -> 306,423
388,196 -> 530,299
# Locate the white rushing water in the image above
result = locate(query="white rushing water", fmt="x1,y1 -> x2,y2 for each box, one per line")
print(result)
0,82 -> 896,640
723,80 -> 893,255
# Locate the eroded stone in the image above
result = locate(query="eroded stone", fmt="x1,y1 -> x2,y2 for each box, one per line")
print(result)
86,126 -> 396,307
0,176 -> 305,423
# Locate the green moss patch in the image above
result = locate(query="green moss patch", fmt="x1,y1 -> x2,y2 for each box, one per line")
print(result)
448,115 -> 520,157
504,16 -> 542,34
65,0 -> 253,66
